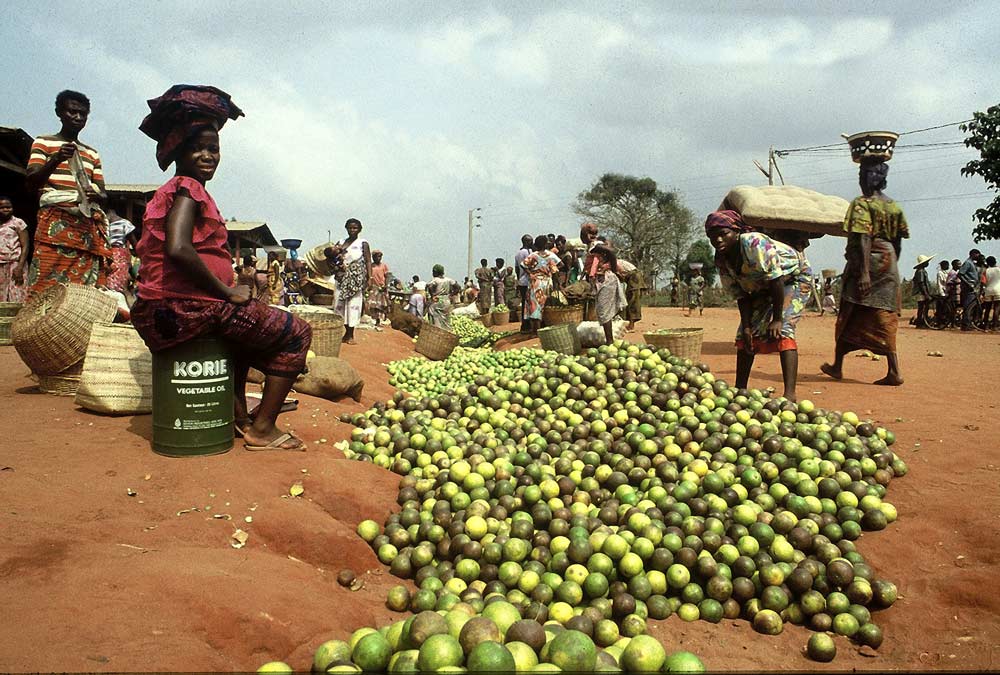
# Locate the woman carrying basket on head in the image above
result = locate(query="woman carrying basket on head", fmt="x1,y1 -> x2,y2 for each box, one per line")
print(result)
706,210 -> 812,402
130,84 -> 311,452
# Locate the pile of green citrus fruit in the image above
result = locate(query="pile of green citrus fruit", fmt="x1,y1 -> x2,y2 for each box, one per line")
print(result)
343,341 -> 904,664
451,316 -> 502,348
261,602 -> 705,673
386,347 -> 555,398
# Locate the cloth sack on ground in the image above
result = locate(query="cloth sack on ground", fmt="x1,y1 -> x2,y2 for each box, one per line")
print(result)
563,280 -> 593,303
249,356 -> 364,402
390,303 -> 424,338
576,320 -> 626,347
452,302 -> 481,317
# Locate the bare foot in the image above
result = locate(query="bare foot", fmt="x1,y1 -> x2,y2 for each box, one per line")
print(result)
874,375 -> 904,386
343,338 -> 357,345
783,392 -> 797,403
820,363 -> 842,380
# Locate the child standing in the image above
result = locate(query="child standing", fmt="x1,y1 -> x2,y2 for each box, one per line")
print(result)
0,196 -> 29,302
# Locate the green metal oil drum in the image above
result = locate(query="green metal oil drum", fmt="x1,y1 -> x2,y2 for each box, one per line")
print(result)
152,337 -> 234,457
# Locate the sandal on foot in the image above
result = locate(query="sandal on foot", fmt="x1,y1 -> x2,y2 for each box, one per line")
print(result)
245,433 -> 306,452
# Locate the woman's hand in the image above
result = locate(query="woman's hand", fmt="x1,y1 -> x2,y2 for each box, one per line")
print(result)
858,274 -> 871,297
767,319 -> 783,341
740,325 -> 755,353
12,263 -> 24,284
228,285 -> 253,305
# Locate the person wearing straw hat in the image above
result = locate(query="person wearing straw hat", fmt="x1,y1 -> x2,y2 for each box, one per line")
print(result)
911,254 -> 934,328
130,84 -> 312,451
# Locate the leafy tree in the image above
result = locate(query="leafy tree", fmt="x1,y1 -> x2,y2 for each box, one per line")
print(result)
961,104 -> 1000,242
682,239 -> 718,285
572,173 -> 696,287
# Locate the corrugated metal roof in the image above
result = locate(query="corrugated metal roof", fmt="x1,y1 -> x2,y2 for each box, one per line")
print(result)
226,221 -> 268,232
105,183 -> 160,194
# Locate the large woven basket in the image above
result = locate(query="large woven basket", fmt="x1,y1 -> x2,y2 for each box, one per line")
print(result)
644,328 -> 704,361
12,284 -> 118,375
312,293 -> 335,306
542,304 -> 584,327
0,302 -> 22,317
0,317 -> 12,346
308,319 -> 346,357
38,360 -> 84,396
288,306 -> 345,357
538,323 -> 581,356
491,311 -> 507,326
74,323 -> 153,414
415,322 -> 459,361
480,313 -> 493,327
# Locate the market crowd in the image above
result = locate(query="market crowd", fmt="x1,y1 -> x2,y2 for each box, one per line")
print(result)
4,86 -> 998,425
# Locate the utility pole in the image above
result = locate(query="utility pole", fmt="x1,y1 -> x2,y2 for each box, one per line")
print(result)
754,146 -> 784,185
467,208 -> 481,280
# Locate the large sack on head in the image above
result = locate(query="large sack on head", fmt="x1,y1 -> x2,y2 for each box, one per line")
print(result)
248,356 -> 364,402
720,185 -> 849,237
390,303 -> 423,338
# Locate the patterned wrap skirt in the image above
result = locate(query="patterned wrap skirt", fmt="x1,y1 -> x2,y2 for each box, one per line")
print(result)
131,297 -> 312,378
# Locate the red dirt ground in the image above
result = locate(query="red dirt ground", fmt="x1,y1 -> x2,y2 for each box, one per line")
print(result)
1,308 -> 998,672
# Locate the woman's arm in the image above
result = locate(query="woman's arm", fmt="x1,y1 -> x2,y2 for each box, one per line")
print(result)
767,278 -> 786,340
13,228 -> 29,282
25,143 -> 76,192
737,296 -> 754,353
854,233 -> 873,297
363,241 -> 373,284
165,191 -> 248,304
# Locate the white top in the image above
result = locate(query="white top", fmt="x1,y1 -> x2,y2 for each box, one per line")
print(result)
985,267 -> 1000,297
338,237 -> 368,264
107,217 -> 136,247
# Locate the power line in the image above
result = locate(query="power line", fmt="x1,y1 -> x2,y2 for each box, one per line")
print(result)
775,119 -> 974,156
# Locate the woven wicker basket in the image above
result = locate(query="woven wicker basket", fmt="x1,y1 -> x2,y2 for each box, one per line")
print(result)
415,322 -> 459,361
538,323 -> 581,355
644,328 -> 704,361
308,319 -> 346,357
822,268 -> 838,279
491,311 -> 507,326
74,323 -> 153,414
0,302 -> 22,317
583,303 -> 597,322
312,293 -> 335,306
38,360 -> 84,396
287,306 -> 345,356
0,317 -> 12,346
12,284 -> 118,375
480,313 -> 493,327
542,304 -> 584,327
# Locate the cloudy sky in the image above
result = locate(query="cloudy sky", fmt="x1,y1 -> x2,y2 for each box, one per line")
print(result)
4,1 -> 998,283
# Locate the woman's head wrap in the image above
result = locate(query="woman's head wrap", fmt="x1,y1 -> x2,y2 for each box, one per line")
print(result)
705,210 -> 752,235
432,264 -> 445,277
139,85 -> 244,171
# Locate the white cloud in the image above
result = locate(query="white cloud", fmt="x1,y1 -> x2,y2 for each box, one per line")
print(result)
417,13 -> 512,66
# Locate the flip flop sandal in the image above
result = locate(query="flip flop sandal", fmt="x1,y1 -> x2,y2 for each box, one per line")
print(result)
245,432 -> 306,452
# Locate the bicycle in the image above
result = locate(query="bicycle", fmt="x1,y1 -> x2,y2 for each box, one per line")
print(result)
926,294 -> 987,330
